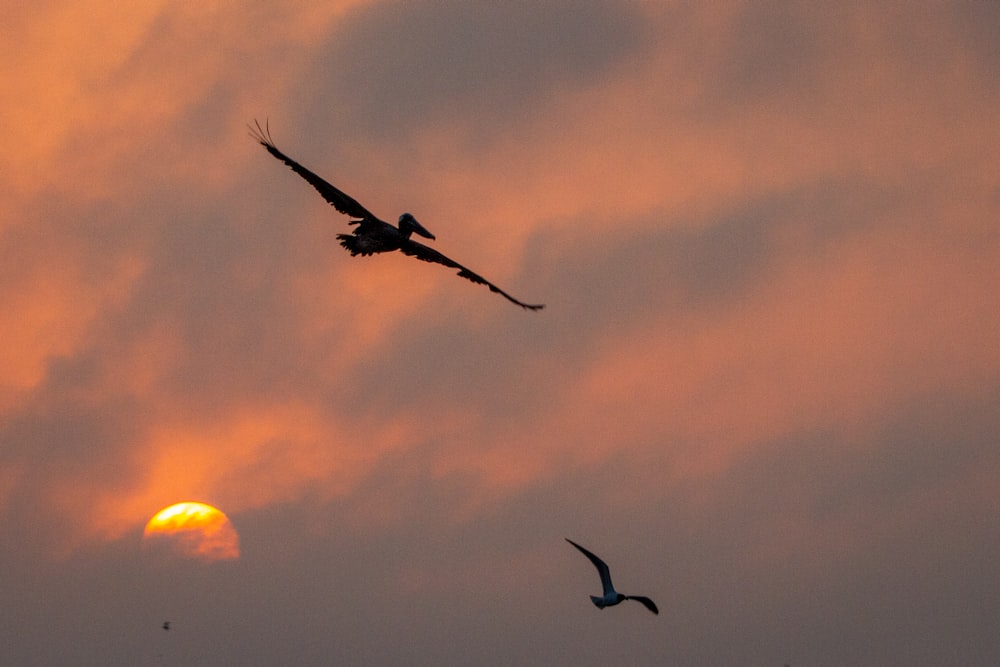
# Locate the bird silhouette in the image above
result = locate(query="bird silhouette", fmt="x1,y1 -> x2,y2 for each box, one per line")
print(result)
249,120 -> 544,311
566,538 -> 658,614
162,621 -> 170,631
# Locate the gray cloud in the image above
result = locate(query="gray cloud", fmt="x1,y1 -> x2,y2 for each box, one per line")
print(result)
300,0 -> 650,141
718,2 -> 845,102
3,2 -> 1000,665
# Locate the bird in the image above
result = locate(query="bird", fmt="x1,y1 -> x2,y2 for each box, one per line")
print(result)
565,538 -> 659,614
248,120 -> 544,311
162,621 -> 170,631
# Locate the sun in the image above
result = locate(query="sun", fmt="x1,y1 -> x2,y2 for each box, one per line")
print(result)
142,502 -> 240,561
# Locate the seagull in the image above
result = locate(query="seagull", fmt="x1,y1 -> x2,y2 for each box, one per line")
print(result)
248,120 -> 544,311
565,538 -> 659,615
162,621 -> 170,631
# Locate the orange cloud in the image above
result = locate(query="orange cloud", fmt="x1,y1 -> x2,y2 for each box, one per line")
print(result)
3,2 -> 999,575
0,242 -> 144,404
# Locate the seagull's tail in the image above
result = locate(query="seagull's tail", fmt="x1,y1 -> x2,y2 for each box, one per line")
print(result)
589,596 -> 606,609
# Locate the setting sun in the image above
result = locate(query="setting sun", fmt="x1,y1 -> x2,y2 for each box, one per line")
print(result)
142,502 -> 240,562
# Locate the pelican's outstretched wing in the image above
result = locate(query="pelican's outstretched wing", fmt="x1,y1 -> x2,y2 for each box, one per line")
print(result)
400,239 -> 545,311
566,539 -> 615,597
625,595 -> 659,615
249,119 -> 377,222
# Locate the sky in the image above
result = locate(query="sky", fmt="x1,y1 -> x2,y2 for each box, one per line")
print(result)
2,1 -> 999,664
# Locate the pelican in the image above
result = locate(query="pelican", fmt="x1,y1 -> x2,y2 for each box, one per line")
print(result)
565,538 -> 659,615
249,120 -> 544,310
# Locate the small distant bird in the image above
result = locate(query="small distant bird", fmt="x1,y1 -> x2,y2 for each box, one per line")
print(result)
162,621 -> 170,631
565,538 -> 658,614
249,120 -> 544,311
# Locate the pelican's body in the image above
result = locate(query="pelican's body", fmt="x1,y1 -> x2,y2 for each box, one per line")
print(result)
337,213 -> 434,256
249,120 -> 543,310
566,538 -> 659,615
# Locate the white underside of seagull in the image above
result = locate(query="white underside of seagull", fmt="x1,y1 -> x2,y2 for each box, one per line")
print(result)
566,538 -> 659,615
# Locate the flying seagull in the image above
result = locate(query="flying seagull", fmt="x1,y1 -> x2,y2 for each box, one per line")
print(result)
162,621 -> 170,631
565,538 -> 659,615
248,120 -> 544,311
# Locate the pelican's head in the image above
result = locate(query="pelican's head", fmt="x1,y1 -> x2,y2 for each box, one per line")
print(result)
398,212 -> 435,240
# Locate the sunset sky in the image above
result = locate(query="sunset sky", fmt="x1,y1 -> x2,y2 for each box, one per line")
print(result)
2,1 -> 1000,664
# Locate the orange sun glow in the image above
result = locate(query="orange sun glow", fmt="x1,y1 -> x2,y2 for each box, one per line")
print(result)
142,502 -> 240,561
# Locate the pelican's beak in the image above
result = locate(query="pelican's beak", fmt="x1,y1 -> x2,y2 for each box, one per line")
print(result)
412,219 -> 435,240
400,213 -> 436,240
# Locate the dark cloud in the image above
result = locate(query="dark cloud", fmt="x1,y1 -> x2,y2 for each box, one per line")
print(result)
301,0 -> 650,141
720,2 -> 845,102
3,2 -> 1000,665
0,397 -> 145,554
528,172 -> 897,323
948,4 -> 1000,83
691,385 -> 1000,665
672,3 -> 1000,127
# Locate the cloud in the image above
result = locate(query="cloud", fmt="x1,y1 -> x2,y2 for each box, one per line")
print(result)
2,2 -> 1000,664
300,0 -> 650,141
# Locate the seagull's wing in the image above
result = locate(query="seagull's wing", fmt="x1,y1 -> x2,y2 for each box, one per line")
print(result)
566,538 -> 615,596
625,595 -> 659,615
249,119 -> 378,222
400,239 -> 545,311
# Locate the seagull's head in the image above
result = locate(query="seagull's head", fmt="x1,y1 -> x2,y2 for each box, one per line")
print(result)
616,594 -> 627,603
398,213 -> 435,240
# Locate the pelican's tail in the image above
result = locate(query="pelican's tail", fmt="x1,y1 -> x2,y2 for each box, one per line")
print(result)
337,234 -> 373,257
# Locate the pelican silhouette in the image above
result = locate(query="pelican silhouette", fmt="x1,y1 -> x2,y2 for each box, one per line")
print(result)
566,538 -> 658,614
249,120 -> 544,311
